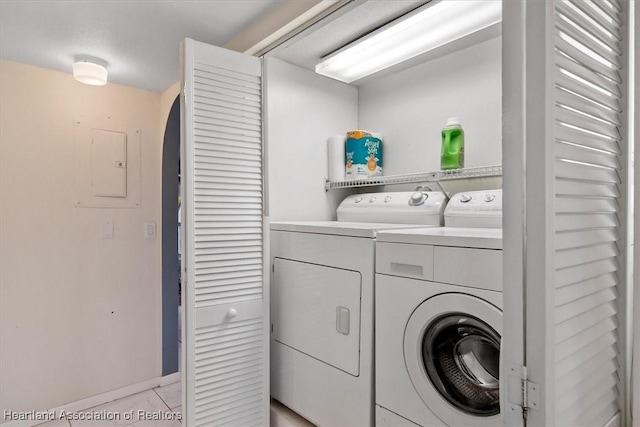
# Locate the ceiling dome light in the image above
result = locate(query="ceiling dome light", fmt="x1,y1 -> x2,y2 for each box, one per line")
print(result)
73,55 -> 108,86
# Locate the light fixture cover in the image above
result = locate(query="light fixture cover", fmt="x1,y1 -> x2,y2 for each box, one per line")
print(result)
315,0 -> 502,83
73,56 -> 108,86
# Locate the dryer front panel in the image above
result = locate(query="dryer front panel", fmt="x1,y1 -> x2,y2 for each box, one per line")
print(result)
404,293 -> 502,426
272,258 -> 362,376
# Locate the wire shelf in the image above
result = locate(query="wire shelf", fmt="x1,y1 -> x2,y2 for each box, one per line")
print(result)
324,165 -> 502,190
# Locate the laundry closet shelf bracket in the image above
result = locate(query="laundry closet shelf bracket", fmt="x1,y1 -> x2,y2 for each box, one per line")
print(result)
324,165 -> 503,191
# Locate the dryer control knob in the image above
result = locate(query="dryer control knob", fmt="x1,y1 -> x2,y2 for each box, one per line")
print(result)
460,194 -> 472,203
484,193 -> 495,202
409,192 -> 427,206
354,197 -> 363,203
368,197 -> 376,203
384,196 -> 392,203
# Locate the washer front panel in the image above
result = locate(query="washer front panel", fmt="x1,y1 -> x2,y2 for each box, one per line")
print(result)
404,293 -> 502,426
271,230 -> 376,427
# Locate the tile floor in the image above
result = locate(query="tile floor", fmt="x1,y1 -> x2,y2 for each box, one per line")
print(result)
35,382 -> 182,427
270,400 -> 315,427
35,381 -> 313,427
35,307 -> 313,426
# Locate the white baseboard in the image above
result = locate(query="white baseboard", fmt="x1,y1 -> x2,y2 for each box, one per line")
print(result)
2,372 -> 181,427
603,412 -> 621,427
159,372 -> 180,387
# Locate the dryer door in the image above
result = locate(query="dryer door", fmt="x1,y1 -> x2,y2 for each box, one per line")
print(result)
404,293 -> 502,426
272,258 -> 362,376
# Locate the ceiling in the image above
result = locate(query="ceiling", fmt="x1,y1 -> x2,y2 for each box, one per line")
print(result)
0,0 -> 287,93
0,0 -> 475,93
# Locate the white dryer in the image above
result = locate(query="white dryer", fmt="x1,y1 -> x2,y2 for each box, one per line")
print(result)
375,190 -> 503,427
270,191 -> 447,427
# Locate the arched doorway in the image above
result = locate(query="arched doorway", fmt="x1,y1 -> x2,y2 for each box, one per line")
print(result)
162,96 -> 180,375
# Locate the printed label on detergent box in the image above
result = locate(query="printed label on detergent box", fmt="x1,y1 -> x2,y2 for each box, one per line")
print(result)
345,131 -> 383,180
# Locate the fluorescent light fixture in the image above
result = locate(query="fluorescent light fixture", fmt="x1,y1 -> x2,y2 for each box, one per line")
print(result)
73,55 -> 108,86
315,0 -> 502,83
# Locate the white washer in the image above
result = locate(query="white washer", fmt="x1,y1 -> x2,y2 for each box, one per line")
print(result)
270,191 -> 447,427
375,190 -> 503,427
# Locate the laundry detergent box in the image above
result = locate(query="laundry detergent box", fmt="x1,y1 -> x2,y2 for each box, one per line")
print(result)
345,130 -> 383,180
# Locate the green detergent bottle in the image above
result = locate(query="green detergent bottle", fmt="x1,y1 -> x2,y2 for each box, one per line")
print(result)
440,117 -> 465,170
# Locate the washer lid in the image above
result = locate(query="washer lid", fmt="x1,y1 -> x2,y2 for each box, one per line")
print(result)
376,227 -> 502,249
270,221 -> 440,238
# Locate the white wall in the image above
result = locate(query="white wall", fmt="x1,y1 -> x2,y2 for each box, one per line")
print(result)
0,60 -> 163,418
358,37 -> 502,176
266,57 -> 358,221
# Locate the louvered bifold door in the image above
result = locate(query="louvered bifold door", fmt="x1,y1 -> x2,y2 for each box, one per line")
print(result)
552,1 -> 628,425
503,0 -> 630,425
180,38 -> 268,427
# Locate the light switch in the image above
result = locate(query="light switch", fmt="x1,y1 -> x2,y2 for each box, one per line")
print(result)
102,221 -> 114,239
336,306 -> 350,335
145,221 -> 156,239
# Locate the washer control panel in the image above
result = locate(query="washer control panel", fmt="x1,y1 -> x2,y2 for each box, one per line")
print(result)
445,190 -> 502,228
337,191 -> 446,225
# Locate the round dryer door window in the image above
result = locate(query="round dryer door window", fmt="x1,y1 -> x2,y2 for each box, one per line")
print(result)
404,293 -> 502,426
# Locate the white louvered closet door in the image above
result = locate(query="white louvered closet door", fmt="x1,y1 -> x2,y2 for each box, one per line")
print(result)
180,39 -> 268,427
503,0 -> 631,426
